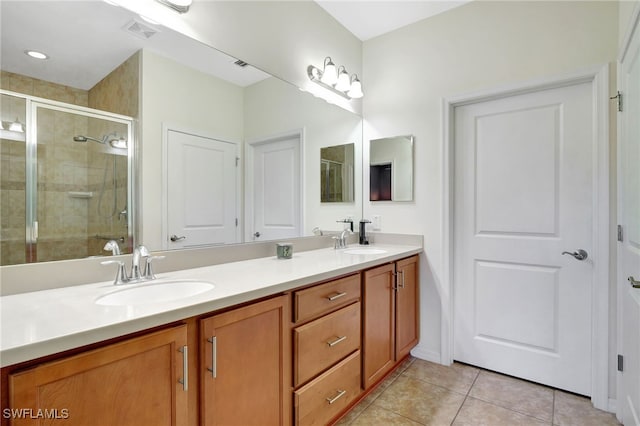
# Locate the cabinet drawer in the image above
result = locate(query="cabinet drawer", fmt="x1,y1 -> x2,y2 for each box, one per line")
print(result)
294,273 -> 360,323
294,351 -> 361,426
294,302 -> 360,386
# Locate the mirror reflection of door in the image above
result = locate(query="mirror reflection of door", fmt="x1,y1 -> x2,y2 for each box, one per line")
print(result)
248,132 -> 302,242
370,163 -> 392,201
166,129 -> 238,249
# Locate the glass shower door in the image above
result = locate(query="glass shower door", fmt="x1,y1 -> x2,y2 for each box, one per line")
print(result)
31,102 -> 131,262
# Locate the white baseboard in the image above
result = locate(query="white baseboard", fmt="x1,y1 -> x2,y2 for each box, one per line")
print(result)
409,345 -> 442,364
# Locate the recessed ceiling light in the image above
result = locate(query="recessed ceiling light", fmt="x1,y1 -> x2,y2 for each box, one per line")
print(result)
25,50 -> 48,60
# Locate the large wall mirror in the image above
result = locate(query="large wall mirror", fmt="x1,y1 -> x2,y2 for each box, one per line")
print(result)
0,1 -> 363,266
369,135 -> 414,202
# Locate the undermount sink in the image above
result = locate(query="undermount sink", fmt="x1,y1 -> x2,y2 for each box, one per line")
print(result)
95,279 -> 215,306
343,248 -> 388,255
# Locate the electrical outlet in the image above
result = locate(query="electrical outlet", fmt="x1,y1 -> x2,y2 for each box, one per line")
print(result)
372,215 -> 382,231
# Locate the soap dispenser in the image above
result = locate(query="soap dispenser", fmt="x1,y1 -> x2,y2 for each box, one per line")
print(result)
359,219 -> 371,245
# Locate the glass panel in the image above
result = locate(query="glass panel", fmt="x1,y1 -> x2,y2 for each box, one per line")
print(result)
34,105 -> 130,262
0,93 -> 27,265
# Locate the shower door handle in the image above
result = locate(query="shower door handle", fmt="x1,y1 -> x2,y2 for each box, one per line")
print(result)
170,235 -> 186,242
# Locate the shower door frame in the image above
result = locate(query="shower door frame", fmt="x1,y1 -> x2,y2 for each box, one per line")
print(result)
1,89 -> 135,263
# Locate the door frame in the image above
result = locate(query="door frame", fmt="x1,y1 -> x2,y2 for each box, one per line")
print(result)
441,64 -> 610,410
244,128 -> 305,242
161,123 -> 241,250
617,3 -> 640,422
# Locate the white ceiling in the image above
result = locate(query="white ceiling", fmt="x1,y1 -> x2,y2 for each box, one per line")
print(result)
316,0 -> 472,41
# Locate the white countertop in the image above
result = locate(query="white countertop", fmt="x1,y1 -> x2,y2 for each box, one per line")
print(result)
0,244 -> 421,368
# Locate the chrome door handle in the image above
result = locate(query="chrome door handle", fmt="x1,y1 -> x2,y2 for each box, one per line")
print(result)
629,276 -> 640,289
170,235 -> 186,242
562,249 -> 588,261
254,232 -> 261,238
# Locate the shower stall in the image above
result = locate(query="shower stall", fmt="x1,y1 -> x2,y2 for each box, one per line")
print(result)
0,90 -> 134,265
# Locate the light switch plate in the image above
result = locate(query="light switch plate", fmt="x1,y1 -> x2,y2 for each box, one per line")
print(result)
372,215 -> 381,231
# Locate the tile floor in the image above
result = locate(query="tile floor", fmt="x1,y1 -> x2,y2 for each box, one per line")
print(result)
336,358 -> 621,426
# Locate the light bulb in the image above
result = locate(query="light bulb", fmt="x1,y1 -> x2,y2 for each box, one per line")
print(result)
347,78 -> 363,99
334,67 -> 351,92
320,57 -> 338,86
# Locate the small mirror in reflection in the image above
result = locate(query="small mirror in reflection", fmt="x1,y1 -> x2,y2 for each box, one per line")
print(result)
369,135 -> 414,202
320,143 -> 355,203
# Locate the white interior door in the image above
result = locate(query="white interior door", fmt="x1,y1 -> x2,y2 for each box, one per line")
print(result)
618,13 -> 640,425
248,134 -> 301,242
166,129 -> 237,248
454,81 -> 594,396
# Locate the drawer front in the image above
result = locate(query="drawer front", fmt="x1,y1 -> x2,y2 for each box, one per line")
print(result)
294,273 -> 360,323
294,351 -> 361,426
294,302 -> 360,386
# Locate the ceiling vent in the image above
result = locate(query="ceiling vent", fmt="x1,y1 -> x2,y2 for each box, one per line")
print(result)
234,59 -> 249,68
123,19 -> 159,40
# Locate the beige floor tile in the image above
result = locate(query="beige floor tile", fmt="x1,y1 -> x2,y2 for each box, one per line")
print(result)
350,405 -> 423,426
453,397 -> 548,426
373,375 -> 466,425
553,390 -> 620,426
468,370 -> 553,422
403,360 -> 480,395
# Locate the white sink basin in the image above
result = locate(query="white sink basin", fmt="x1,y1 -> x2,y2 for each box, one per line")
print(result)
96,280 -> 215,306
343,248 -> 388,255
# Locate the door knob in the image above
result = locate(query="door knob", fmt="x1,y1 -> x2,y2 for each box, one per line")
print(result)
561,249 -> 588,261
170,235 -> 186,242
629,276 -> 640,289
253,232 -> 261,238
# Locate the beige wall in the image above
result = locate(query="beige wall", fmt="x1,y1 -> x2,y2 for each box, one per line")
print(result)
362,0 -> 618,394
140,49 -> 244,250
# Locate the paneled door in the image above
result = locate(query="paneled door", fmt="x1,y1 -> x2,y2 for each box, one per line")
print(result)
247,133 -> 302,242
454,81 -> 594,395
166,129 -> 237,248
618,11 -> 640,424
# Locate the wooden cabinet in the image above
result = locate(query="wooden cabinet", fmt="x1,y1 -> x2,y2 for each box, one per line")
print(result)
200,295 -> 290,426
395,256 -> 419,360
8,325 -> 189,426
362,255 -> 419,390
292,274 -> 362,426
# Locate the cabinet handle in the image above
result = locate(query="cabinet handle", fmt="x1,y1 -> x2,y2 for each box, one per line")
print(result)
326,389 -> 347,404
178,345 -> 188,391
327,336 -> 347,347
326,292 -> 347,301
206,337 -> 217,378
399,270 -> 405,289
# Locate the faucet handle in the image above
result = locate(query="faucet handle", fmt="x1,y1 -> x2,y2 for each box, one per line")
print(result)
101,260 -> 129,285
144,255 -> 165,280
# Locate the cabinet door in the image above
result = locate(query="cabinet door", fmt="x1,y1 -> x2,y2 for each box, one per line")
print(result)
200,295 -> 290,426
395,255 -> 419,360
362,263 -> 396,390
9,325 -> 189,426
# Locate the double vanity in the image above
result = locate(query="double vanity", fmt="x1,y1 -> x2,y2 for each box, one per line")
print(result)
0,238 -> 421,425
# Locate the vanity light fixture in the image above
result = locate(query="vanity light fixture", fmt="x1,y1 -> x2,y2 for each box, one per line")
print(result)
154,0 -> 192,13
308,57 -> 363,100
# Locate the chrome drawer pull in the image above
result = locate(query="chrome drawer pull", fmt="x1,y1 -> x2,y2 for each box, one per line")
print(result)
326,389 -> 347,404
327,336 -> 347,347
326,292 -> 347,301
178,345 -> 188,391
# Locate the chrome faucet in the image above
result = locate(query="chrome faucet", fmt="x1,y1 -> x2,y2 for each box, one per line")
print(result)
334,229 -> 353,249
103,240 -> 121,255
101,244 -> 164,285
130,245 -> 150,281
